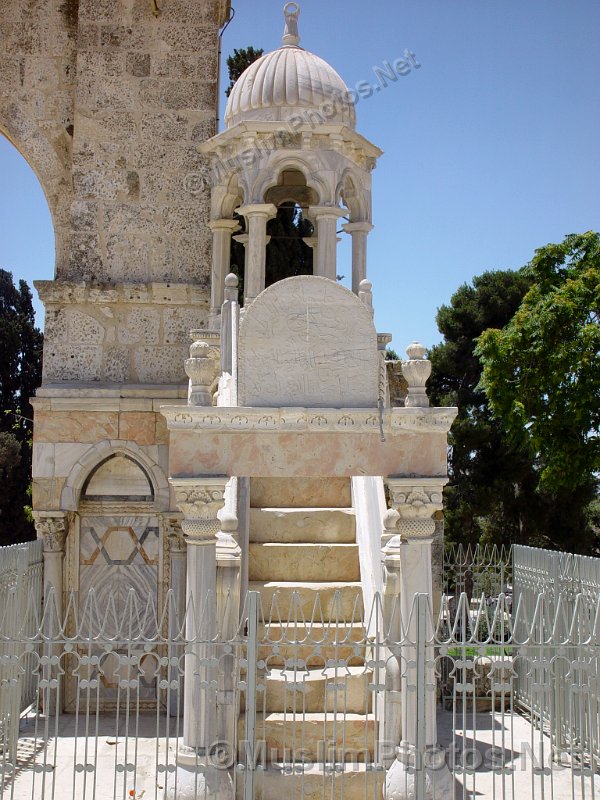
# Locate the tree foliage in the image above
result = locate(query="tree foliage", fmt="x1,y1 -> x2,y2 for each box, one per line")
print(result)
429,270 -> 535,547
225,47 -> 264,96
477,232 -> 600,495
0,270 -> 43,544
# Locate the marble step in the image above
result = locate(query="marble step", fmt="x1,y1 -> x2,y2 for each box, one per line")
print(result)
257,667 -> 372,714
249,581 -> 364,622
249,508 -> 356,543
257,622 -> 367,667
251,477 -> 352,508
238,712 -> 376,761
249,543 -> 360,582
236,764 -> 384,800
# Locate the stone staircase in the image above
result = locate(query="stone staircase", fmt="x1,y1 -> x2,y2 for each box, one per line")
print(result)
239,477 -> 381,799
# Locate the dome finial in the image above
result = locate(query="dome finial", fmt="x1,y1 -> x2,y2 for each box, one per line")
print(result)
282,2 -> 300,47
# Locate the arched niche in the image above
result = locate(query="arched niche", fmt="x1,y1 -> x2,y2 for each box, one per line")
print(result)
81,454 -> 155,503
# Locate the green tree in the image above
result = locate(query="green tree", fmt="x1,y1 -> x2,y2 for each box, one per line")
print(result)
429,269 -> 535,547
477,233 -> 599,541
225,47 -> 264,97
0,270 -> 43,544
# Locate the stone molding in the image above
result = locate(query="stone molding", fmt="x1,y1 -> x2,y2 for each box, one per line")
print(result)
386,477 -> 447,540
35,281 -> 209,307
34,511 -> 68,553
170,477 -> 227,544
161,406 -> 457,434
165,516 -> 186,554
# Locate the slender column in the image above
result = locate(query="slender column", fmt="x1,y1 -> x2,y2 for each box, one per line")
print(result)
308,206 -> 347,280
166,517 -> 186,717
34,511 -> 68,715
342,220 -> 373,294
384,477 -> 452,800
302,235 -> 318,271
209,219 -> 240,322
237,203 -> 276,305
34,511 -> 68,624
170,476 -> 227,751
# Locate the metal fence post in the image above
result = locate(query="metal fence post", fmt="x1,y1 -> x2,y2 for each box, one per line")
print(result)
243,590 -> 259,800
415,593 -> 427,800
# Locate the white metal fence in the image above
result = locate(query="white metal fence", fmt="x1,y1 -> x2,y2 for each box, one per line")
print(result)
0,540 -> 43,762
1,584 -> 599,800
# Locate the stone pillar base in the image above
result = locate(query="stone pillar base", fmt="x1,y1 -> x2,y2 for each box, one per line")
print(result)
165,747 -> 233,800
385,742 -> 453,800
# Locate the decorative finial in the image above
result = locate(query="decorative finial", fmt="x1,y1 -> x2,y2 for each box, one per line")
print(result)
282,2 -> 300,47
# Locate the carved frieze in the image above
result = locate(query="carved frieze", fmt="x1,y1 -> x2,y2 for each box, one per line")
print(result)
161,406 -> 457,434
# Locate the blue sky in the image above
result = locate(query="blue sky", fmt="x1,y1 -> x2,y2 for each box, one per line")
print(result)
1,0 -> 599,353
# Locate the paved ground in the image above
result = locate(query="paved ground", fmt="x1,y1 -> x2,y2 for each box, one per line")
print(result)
3,708 -> 598,799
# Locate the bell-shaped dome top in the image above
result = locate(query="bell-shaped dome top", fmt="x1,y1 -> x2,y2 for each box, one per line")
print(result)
224,3 -> 356,130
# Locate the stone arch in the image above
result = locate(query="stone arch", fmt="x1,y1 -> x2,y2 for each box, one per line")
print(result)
0,102 -> 71,278
253,153 -> 330,206
61,440 -> 170,512
336,169 -> 367,222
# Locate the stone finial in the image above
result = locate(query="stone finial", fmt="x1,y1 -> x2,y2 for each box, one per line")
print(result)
282,2 -> 300,46
358,279 -> 373,312
402,341 -> 431,407
185,331 -> 220,406
224,272 -> 239,302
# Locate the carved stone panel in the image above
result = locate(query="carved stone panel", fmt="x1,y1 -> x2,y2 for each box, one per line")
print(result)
238,276 -> 379,408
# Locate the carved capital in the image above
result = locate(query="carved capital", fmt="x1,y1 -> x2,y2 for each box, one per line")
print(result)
386,477 -> 446,540
170,477 -> 227,544
34,512 -> 68,553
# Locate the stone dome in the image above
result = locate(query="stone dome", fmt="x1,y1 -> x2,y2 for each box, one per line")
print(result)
224,3 -> 356,130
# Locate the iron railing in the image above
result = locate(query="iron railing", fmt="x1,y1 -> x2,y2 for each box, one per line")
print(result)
1,585 -> 599,800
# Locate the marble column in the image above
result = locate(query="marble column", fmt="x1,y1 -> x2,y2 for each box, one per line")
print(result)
308,205 -> 347,281
171,476 -> 227,750
168,476 -> 232,800
384,478 -> 452,800
237,203 -> 276,305
166,517 -> 186,717
34,511 -> 68,715
34,511 -> 67,626
209,219 -> 240,323
342,220 -> 373,294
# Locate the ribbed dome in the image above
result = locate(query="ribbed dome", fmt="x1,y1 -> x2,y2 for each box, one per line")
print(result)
224,4 -> 356,129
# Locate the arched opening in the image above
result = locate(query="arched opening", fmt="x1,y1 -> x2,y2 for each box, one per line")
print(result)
229,169 -> 317,302
0,135 -> 54,326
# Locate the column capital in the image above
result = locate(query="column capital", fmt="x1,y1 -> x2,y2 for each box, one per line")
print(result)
386,477 -> 446,540
236,203 -> 277,220
308,205 -> 348,220
342,221 -> 374,234
208,218 -> 241,233
170,477 -> 228,544
34,511 -> 68,553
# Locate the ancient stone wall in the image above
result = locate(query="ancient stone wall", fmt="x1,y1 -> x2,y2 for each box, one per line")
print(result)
1,0 -> 227,286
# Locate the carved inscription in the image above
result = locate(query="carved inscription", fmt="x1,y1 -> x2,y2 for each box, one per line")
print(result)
238,277 -> 379,407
